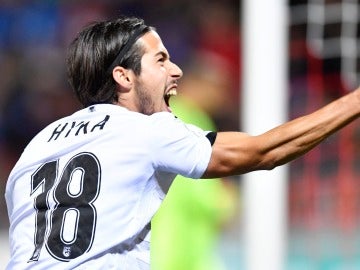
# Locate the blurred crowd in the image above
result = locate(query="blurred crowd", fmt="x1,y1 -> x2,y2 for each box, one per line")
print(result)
0,0 -> 241,230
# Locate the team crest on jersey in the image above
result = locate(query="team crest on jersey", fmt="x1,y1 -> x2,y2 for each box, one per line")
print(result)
63,246 -> 71,258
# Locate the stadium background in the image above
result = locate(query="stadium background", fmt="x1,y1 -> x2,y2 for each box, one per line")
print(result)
0,0 -> 359,269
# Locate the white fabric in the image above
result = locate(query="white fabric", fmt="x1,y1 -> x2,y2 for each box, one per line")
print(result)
5,104 -> 212,270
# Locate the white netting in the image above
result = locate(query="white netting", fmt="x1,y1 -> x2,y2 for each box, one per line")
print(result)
291,0 -> 360,89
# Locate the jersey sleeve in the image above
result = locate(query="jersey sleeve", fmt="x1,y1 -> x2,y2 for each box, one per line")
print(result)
148,113 -> 213,179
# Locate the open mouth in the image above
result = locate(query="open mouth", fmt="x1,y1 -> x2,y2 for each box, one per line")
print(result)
164,89 -> 177,107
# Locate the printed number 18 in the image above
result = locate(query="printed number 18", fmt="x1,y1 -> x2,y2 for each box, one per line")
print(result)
29,152 -> 101,262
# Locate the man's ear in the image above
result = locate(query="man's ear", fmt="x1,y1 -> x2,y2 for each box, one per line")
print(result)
112,66 -> 133,91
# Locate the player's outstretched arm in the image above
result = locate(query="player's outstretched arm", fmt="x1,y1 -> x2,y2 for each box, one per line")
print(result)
202,87 -> 360,179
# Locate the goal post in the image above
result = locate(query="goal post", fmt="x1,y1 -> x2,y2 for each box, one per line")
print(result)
241,1 -> 288,270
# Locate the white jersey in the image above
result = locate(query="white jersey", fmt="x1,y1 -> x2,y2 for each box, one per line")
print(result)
5,104 -> 212,270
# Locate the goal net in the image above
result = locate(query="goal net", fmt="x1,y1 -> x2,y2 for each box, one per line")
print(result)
288,0 -> 360,267
289,0 -> 360,229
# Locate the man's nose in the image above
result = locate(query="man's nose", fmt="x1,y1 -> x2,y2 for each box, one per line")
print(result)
169,62 -> 183,78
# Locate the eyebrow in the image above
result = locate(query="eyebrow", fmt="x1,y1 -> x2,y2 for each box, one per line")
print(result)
155,51 -> 170,59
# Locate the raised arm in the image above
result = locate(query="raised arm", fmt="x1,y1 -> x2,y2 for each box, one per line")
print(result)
202,87 -> 360,178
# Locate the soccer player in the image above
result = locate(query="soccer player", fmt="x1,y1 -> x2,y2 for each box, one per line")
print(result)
5,16 -> 360,269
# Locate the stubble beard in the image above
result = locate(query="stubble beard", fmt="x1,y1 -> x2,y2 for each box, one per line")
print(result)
134,81 -> 157,115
